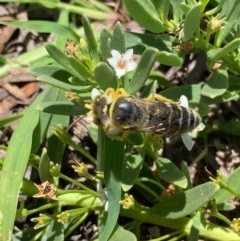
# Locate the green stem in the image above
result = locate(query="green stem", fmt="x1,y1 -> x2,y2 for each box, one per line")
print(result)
59,173 -> 97,195
120,208 -> 240,241
27,202 -> 58,217
213,211 -> 231,226
149,230 -> 183,241
135,181 -> 161,202
202,0 -> 225,17
136,177 -> 169,195
65,212 -> 88,238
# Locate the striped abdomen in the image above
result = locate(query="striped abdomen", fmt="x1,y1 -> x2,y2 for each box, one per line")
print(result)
111,96 -> 201,136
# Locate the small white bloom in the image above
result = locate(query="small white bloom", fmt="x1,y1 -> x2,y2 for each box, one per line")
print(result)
107,49 -> 137,78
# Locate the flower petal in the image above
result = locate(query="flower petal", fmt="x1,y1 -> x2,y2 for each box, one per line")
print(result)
127,61 -> 137,71
123,48 -> 133,60
115,68 -> 127,78
111,49 -> 121,59
107,57 -> 118,68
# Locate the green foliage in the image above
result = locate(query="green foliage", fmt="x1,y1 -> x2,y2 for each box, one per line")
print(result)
1,1 -> 240,241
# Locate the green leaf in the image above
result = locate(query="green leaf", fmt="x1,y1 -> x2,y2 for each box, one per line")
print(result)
214,166 -> 240,204
124,32 -> 175,54
183,2 -> 201,41
181,3 -> 191,16
170,0 -> 183,23
201,69 -> 228,99
156,157 -> 188,188
109,225 -> 137,241
0,21 -> 79,42
13,227 -> 40,241
45,43 -> 85,81
157,51 -> 184,66
31,86 -> 57,154
141,80 -> 158,97
86,125 -> 98,144
161,84 -> 240,106
68,56 -> 94,78
216,202 -> 235,211
188,101 -> 210,117
112,22 -> 125,53
180,161 -> 192,189
39,148 -> 54,183
30,65 -> 72,82
187,211 -> 201,241
207,38 -> 240,62
99,132 -> 125,241
0,113 -> 23,128
0,91 -> 46,241
151,0 -> 170,22
42,219 -> 64,241
37,101 -> 87,116
82,14 -> 99,64
221,120 -> 240,136
46,90 -> 70,184
128,47 -> 158,94
216,1 -> 240,46
94,62 -> 117,91
37,75 -> 91,92
100,27 -> 112,61
153,182 -> 219,218
123,0 -> 166,33
122,150 -> 144,192
20,178 -> 38,196
200,0 -> 210,14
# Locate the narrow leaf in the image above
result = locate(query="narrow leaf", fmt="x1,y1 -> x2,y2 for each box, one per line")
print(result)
123,0 -> 166,33
45,43 -> 85,81
111,22 -> 125,53
100,27 -> 112,61
207,38 -> 240,62
39,148 -> 54,183
128,47 -> 158,94
37,101 -> 88,116
0,21 -> 79,41
37,75 -> 92,92
152,0 -> 170,22
183,2 -> 201,41
68,56 -> 94,78
0,91 -> 46,240
99,134 -> 125,241
82,15 -> 99,63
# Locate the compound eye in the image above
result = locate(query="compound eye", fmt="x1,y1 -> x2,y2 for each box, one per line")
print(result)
118,102 -> 131,111
115,101 -> 134,121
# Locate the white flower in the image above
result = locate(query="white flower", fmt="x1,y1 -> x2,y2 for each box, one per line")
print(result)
107,49 -> 137,78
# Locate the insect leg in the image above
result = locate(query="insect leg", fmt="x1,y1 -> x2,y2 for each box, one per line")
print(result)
146,94 -> 180,105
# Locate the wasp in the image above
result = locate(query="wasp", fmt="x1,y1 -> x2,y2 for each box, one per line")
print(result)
85,88 -> 205,150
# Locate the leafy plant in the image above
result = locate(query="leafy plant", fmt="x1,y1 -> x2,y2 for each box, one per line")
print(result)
1,1 -> 240,241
